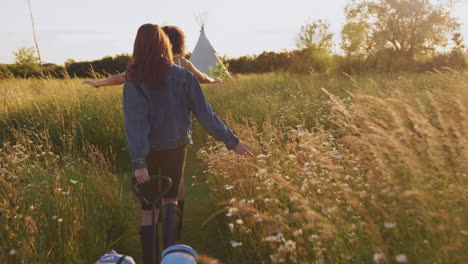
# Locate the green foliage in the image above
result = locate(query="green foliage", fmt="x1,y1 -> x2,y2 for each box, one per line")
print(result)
225,52 -> 292,74
255,51 -> 291,72
342,0 -> 460,59
66,54 -> 130,78
13,47 -> 40,77
0,64 -> 13,79
296,19 -> 334,53
226,55 -> 257,74
1,72 -> 467,263
209,62 -> 231,79
199,71 -> 468,264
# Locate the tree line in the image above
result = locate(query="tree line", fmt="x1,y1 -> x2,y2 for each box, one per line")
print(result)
1,0 -> 466,79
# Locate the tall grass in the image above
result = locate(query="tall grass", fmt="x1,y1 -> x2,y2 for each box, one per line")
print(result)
199,70 -> 467,263
1,71 -> 466,263
0,77 -> 139,263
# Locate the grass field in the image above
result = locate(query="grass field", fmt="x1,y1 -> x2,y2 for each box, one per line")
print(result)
0,71 -> 467,263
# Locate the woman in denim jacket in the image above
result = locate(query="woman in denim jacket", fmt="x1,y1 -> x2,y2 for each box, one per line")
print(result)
83,25 -> 223,243
123,24 -> 251,264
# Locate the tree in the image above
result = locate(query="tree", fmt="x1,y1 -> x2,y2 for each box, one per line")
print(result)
64,58 -> 76,68
297,19 -> 334,53
342,0 -> 460,59
13,47 -> 40,76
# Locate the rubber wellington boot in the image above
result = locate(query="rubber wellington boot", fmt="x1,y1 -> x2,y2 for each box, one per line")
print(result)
177,200 -> 184,240
139,225 -> 158,264
162,203 -> 179,249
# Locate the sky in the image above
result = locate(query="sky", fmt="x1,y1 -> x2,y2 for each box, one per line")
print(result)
0,0 -> 467,65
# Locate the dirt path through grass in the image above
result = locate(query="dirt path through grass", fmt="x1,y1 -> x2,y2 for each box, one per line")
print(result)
177,150 -> 231,262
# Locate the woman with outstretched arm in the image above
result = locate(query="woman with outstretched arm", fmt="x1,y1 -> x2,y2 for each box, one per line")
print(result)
82,25 -> 221,88
83,25 -> 223,240
122,23 -> 251,264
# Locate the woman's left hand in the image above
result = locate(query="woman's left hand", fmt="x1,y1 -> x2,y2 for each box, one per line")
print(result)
135,168 -> 150,184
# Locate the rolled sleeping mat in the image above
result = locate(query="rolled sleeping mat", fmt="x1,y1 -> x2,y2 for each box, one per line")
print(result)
161,244 -> 198,264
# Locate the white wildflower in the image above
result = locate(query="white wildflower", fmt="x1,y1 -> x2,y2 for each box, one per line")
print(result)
275,233 -> 284,242
224,184 -> 234,190
384,221 -> 397,229
70,179 -> 78,184
230,240 -> 242,248
373,252 -> 384,263
293,229 -> 303,237
51,215 -> 57,220
9,249 -> 16,255
236,219 -> 244,225
395,254 -> 407,263
226,207 -> 238,217
228,223 -> 234,231
263,236 -> 276,242
284,240 -> 296,250
57,218 -> 63,223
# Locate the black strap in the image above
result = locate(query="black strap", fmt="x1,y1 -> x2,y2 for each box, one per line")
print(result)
116,255 -> 127,264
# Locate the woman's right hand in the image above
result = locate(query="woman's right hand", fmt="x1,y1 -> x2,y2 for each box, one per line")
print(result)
234,141 -> 253,157
135,168 -> 150,184
82,80 -> 100,88
213,77 -> 223,83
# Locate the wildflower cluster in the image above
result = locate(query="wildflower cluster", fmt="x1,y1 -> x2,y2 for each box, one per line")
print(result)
198,71 -> 467,263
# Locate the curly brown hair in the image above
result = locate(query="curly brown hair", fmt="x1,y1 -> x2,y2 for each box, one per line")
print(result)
162,25 -> 186,57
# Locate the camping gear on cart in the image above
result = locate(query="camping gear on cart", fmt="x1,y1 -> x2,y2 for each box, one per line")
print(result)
131,175 -> 172,264
131,175 -> 198,264
96,175 -> 198,264
161,244 -> 198,264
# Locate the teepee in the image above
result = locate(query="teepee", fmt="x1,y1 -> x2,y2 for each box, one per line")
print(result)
189,16 -> 229,76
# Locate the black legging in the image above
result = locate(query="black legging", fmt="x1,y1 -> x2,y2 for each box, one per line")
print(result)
138,145 -> 187,210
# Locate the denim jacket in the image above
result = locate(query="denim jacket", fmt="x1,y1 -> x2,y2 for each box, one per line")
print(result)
123,65 -> 239,169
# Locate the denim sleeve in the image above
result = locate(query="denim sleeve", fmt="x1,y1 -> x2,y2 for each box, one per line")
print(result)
187,74 -> 239,150
123,83 -> 150,169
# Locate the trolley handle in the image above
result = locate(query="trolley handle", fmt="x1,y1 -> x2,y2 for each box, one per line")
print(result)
131,175 -> 173,208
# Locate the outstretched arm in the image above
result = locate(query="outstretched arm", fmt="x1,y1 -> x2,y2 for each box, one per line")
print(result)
181,58 -> 222,84
82,72 -> 126,88
187,74 -> 252,157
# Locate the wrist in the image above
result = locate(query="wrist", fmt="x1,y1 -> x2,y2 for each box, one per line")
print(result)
132,159 -> 147,169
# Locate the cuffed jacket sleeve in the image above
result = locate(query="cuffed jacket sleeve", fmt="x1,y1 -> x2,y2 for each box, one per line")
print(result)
187,74 -> 240,150
123,83 -> 151,169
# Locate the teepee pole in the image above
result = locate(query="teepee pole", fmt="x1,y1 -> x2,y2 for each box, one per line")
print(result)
28,0 -> 43,74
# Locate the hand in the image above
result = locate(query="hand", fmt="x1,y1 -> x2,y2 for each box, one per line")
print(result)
82,80 -> 100,88
135,168 -> 150,184
213,77 -> 222,83
233,141 -> 253,157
